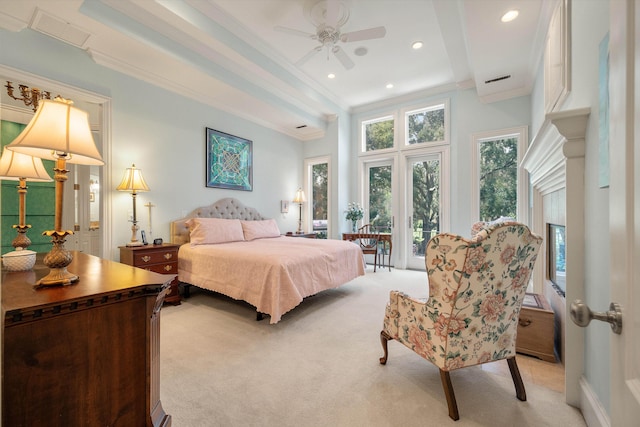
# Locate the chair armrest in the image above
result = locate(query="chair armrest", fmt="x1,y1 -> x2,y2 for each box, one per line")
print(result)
382,290 -> 427,339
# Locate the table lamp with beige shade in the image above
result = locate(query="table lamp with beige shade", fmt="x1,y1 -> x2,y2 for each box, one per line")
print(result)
6,97 -> 104,286
116,164 -> 150,247
0,148 -> 53,271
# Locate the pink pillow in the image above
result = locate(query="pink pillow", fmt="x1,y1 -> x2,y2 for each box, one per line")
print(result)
241,219 -> 281,241
185,218 -> 244,245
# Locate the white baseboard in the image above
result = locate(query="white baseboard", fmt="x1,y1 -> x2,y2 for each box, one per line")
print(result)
579,376 -> 610,427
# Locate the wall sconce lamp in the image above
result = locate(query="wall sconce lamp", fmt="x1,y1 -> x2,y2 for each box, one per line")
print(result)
117,164 -> 150,246
0,147 -> 52,249
6,97 -> 104,286
292,187 -> 306,234
5,81 -> 53,112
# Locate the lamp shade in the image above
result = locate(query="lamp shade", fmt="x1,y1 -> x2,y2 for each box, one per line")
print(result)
116,164 -> 150,192
6,98 -> 104,166
293,188 -> 306,204
0,147 -> 52,182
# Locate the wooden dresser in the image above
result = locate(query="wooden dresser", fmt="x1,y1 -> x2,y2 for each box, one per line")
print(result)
120,243 -> 180,304
2,252 -> 172,427
516,293 -> 556,362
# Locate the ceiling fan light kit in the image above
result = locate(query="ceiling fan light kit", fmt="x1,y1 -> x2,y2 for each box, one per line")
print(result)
275,0 -> 386,70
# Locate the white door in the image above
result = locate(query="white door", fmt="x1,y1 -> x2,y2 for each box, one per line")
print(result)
608,0 -> 640,423
405,153 -> 443,270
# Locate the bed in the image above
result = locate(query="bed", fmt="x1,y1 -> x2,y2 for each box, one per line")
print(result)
170,198 -> 365,323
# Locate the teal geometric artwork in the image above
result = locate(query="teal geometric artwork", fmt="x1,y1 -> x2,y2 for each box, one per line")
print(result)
206,128 -> 253,191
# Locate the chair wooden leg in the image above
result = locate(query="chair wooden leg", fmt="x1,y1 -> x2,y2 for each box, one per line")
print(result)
379,330 -> 392,364
507,357 -> 527,401
439,369 -> 460,421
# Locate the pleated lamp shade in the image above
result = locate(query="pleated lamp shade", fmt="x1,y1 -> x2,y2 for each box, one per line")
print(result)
0,148 -> 52,182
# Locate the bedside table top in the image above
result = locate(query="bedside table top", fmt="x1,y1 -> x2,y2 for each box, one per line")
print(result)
119,243 -> 180,251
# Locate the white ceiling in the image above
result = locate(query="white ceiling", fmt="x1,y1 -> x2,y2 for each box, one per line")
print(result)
0,0 -> 554,140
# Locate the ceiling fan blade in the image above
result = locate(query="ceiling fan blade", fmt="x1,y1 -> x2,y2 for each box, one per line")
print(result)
332,46 -> 354,70
325,0 -> 339,28
340,26 -> 386,43
296,46 -> 323,66
274,25 -> 316,39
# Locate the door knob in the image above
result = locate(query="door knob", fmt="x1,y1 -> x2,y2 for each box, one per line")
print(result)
570,300 -> 622,334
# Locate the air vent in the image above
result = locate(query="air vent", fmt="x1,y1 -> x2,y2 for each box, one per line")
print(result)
295,125 -> 308,129
30,8 -> 91,48
484,75 -> 511,84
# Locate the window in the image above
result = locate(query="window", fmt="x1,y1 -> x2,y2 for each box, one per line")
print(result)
362,116 -> 394,152
472,127 -> 528,223
405,104 -> 446,145
304,157 -> 330,239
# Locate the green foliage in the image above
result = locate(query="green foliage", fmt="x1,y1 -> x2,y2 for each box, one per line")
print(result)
479,138 -> 518,221
412,159 -> 440,256
407,108 -> 445,144
311,163 -> 327,221
368,165 -> 391,232
365,119 -> 394,151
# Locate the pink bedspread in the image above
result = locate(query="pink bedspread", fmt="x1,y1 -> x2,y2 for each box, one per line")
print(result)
178,236 -> 365,323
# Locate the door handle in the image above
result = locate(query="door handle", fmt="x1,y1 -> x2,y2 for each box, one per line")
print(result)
570,300 -> 622,334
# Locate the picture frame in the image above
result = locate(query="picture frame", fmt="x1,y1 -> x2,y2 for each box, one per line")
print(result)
544,0 -> 571,113
206,127 -> 253,191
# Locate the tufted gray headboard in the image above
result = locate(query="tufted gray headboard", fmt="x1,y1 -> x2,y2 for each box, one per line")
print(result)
170,198 -> 265,245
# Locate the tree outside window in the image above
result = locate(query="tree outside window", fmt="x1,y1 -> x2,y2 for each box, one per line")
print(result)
479,137 -> 518,221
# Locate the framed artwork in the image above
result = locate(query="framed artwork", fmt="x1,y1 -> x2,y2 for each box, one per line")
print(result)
206,128 -> 253,191
544,0 -> 571,113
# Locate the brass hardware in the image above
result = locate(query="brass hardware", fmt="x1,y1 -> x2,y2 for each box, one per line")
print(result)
570,300 -> 622,334
518,318 -> 532,327
5,81 -> 53,112
164,265 -> 173,272
141,256 -> 151,263
164,253 -> 173,260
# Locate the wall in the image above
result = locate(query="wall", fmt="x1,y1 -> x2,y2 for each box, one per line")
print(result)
529,0 -> 611,417
0,28 -> 306,260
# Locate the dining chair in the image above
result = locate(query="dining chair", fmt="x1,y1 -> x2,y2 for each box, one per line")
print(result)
357,224 -> 380,272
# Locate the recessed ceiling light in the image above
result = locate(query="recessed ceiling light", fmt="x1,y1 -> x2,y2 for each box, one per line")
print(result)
412,41 -> 423,50
386,83 -> 394,89
328,73 -> 336,79
501,10 -> 519,22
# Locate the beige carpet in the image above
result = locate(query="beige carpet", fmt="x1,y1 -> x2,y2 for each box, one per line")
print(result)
160,268 -> 586,427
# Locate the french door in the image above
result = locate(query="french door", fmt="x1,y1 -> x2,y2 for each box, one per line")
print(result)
405,151 -> 448,270
363,158 -> 396,265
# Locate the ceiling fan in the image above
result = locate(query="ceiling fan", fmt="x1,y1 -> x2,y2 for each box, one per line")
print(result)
274,0 -> 386,70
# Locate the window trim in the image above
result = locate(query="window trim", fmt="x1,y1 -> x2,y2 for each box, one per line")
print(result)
470,126 -> 529,224
358,111 -> 398,156
401,99 -> 450,148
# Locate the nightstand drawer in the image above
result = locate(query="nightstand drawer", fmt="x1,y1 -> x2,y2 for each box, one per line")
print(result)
141,262 -> 177,275
132,250 -> 176,265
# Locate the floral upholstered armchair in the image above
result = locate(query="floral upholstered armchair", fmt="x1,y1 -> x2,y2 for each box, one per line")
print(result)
380,221 -> 542,421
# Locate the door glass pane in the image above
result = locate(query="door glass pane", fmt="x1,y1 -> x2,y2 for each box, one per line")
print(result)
479,137 -> 518,221
311,162 -> 327,239
412,158 -> 440,257
368,165 -> 392,232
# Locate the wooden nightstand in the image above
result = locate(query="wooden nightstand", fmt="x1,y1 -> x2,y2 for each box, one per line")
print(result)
120,243 -> 181,305
516,293 -> 556,362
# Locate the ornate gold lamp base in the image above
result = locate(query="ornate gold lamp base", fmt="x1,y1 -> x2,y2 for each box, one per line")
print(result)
12,225 -> 32,250
37,230 -> 78,287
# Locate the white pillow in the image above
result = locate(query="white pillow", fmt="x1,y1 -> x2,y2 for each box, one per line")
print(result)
241,219 -> 281,241
185,218 -> 244,245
